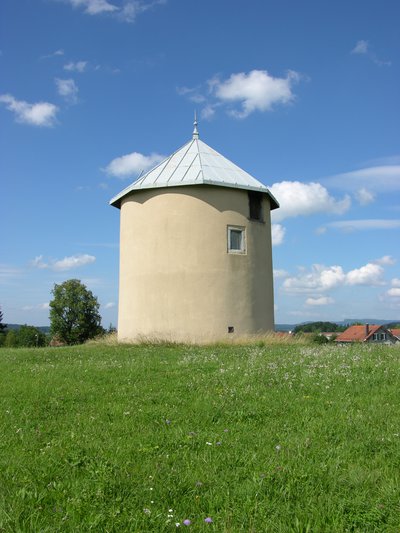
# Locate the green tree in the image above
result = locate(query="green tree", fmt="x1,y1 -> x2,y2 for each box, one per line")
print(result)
4,330 -> 18,347
0,307 -> 7,347
293,321 -> 344,334
49,279 -> 104,345
17,325 -> 47,347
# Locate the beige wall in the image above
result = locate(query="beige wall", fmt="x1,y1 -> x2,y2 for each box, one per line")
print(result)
118,185 -> 275,343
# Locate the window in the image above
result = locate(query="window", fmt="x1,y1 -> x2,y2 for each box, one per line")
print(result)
227,226 -> 246,253
248,191 -> 263,222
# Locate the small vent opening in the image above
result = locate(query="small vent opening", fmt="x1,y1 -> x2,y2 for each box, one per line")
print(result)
228,326 -> 234,333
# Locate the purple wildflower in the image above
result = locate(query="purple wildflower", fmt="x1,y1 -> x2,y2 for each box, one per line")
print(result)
204,517 -> 213,523
183,519 -> 191,526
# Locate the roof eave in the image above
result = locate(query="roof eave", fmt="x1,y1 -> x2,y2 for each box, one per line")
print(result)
110,181 -> 279,210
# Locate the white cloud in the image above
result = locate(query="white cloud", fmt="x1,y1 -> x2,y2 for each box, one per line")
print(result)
346,263 -> 384,286
64,61 -> 88,72
64,0 -> 165,21
0,94 -> 58,127
271,223 -> 285,246
387,288 -> 400,297
31,254 -> 96,271
118,0 -> 166,22
326,165 -> 400,192
22,302 -> 50,311
104,302 -> 116,309
55,78 -> 79,104
104,151 -> 165,178
391,278 -> 400,287
305,296 -> 334,306
41,49 -> 65,59
374,256 -> 396,266
31,256 -> 48,269
53,254 -> 96,271
351,40 -> 391,66
68,0 -> 118,15
210,69 -> 300,118
355,187 -> 375,205
273,269 -> 289,279
283,260 -> 386,294
352,40 -> 369,54
283,265 -> 346,293
200,104 -> 216,120
319,219 -> 400,233
269,181 -> 350,223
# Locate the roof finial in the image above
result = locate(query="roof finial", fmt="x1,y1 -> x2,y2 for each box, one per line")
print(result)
192,110 -> 199,140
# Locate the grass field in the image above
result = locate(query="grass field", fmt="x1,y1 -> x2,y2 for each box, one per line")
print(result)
0,340 -> 399,532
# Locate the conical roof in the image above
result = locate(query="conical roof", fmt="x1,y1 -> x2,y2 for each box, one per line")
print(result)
110,128 -> 279,210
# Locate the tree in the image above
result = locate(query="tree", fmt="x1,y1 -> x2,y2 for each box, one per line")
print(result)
49,279 -> 104,345
17,325 -> 47,347
0,307 -> 7,347
293,321 -> 345,334
0,307 -> 7,333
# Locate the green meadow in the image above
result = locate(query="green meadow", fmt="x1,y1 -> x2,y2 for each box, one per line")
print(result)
0,341 -> 399,532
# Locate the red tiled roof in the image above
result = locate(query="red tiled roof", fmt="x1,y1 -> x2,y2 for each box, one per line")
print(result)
390,328 -> 400,339
335,324 -> 382,342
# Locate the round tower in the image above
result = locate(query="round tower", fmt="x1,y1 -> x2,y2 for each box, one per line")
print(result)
110,122 -> 279,343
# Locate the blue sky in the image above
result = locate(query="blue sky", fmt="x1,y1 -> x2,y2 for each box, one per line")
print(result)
1,0 -> 399,327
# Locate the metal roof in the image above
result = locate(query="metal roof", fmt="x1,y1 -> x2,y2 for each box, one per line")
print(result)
110,124 -> 279,210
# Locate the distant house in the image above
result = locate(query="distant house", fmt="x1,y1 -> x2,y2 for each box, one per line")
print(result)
335,324 -> 399,344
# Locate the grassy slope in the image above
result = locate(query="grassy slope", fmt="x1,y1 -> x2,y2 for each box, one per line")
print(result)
0,342 -> 399,532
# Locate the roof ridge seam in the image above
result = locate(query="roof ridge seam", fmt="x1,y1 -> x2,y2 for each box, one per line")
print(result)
165,139 -> 195,185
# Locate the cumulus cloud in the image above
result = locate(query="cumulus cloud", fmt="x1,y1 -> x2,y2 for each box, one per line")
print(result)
55,78 -> 79,104
178,69 -> 303,120
269,181 -> 351,223
210,69 -> 300,118
0,94 -> 58,127
305,296 -> 334,306
387,288 -> 400,297
64,61 -> 88,72
104,151 -> 165,178
104,302 -> 116,309
346,263 -> 384,286
355,187 -> 375,205
283,260 -> 385,294
391,278 -> 400,287
283,265 -> 346,293
31,254 -> 95,271
374,256 -> 396,266
271,223 -> 286,246
319,219 -> 400,233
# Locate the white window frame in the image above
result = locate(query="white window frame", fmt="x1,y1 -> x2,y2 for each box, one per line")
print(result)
227,225 -> 246,254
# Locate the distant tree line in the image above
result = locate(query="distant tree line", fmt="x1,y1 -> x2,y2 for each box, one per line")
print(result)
293,322 -> 347,334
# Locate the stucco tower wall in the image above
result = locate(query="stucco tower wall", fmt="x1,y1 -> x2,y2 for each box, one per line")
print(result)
118,185 -> 275,343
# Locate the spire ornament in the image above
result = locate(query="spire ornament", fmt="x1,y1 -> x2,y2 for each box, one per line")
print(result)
192,111 -> 199,139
